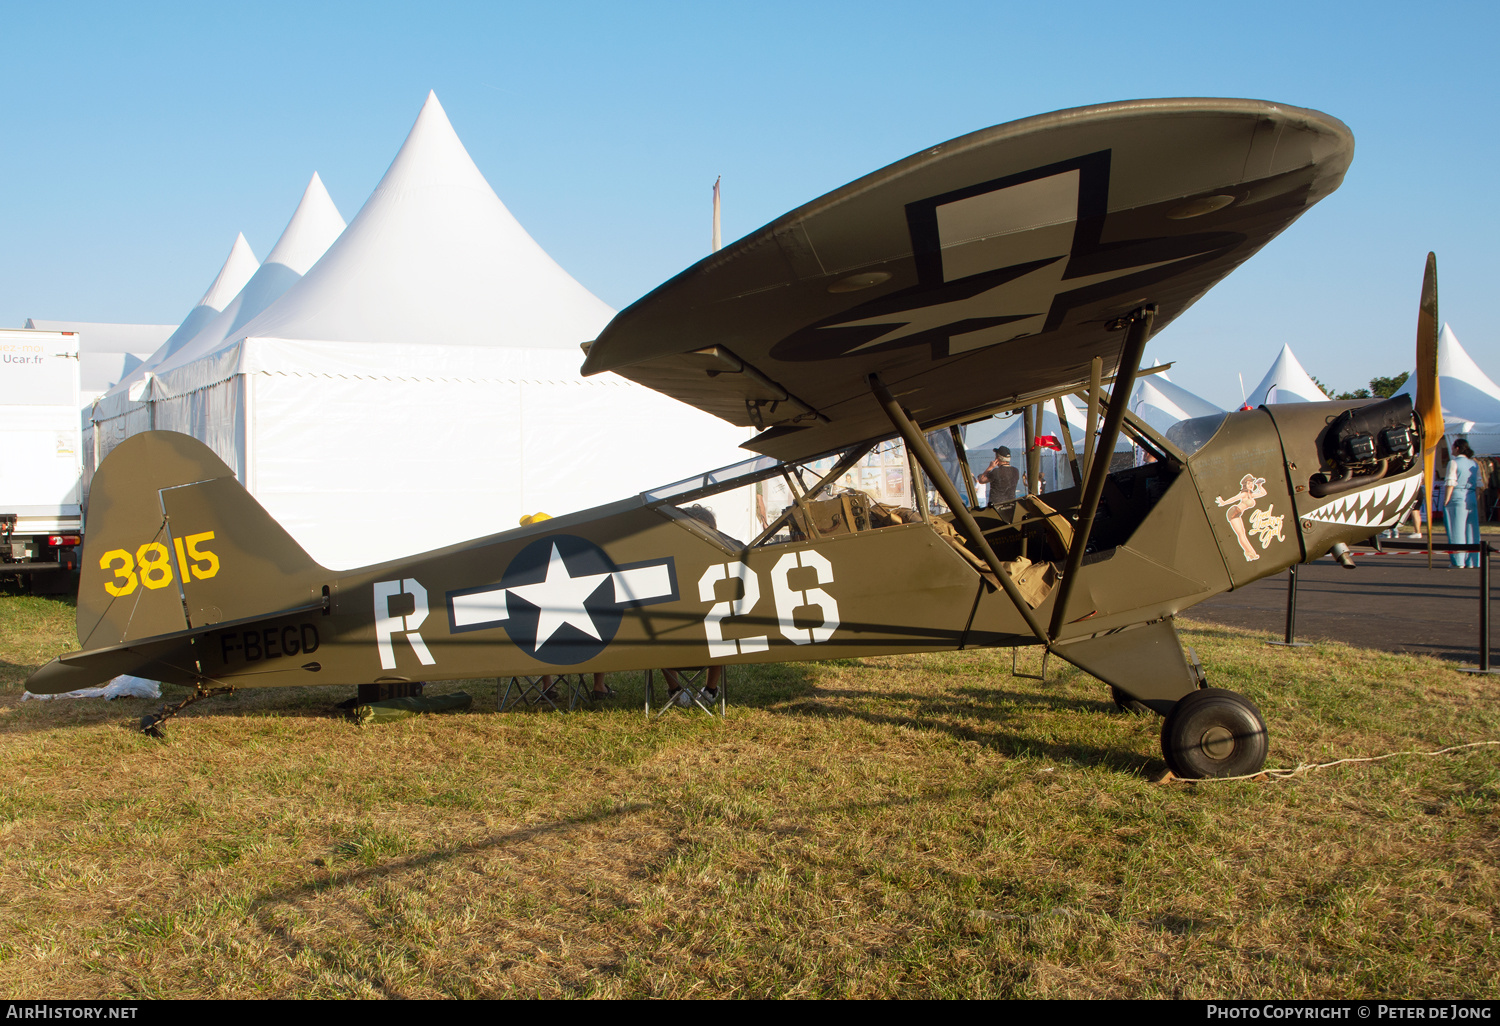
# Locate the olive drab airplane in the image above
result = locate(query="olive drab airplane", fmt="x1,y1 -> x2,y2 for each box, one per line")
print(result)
29,98 -> 1437,779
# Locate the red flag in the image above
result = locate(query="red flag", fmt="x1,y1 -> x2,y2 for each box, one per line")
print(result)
1034,435 -> 1062,451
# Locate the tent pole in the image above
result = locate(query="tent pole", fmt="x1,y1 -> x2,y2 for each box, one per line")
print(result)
1023,405 -> 1038,495
1083,357 -> 1102,480
951,425 -> 980,509
1053,397 -> 1080,488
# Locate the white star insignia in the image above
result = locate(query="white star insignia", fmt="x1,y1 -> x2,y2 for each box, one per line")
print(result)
503,544 -> 612,647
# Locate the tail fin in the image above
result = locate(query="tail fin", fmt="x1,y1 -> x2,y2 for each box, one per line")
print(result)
78,432 -> 326,651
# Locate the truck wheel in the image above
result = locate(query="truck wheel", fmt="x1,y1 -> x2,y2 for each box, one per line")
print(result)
1160,688 -> 1268,779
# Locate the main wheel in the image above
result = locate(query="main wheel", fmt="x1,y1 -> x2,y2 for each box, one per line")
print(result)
1160,688 -> 1268,779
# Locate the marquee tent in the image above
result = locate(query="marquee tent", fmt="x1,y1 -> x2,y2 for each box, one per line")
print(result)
1243,344 -> 1328,406
1393,323 -> 1500,424
153,173 -> 345,376
1130,372 -> 1223,436
54,234 -> 255,493
91,92 -> 751,569
138,233 -> 260,381
85,232 -> 261,472
1392,323 -> 1500,455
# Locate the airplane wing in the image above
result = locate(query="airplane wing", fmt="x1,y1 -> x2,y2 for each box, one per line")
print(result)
581,98 -> 1353,462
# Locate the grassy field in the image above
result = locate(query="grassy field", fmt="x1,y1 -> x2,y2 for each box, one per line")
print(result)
1,590 -> 1497,999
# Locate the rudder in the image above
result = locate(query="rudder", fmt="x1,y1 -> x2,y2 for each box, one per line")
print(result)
78,431 -> 326,650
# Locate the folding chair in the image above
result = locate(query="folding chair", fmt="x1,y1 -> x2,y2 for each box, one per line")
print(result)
644,667 -> 727,720
498,673 -> 589,712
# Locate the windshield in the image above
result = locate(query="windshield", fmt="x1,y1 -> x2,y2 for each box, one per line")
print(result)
642,454 -> 783,505
1166,412 -> 1230,458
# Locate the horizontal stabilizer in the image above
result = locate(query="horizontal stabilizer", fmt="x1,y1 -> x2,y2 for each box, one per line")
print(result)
27,599 -> 326,695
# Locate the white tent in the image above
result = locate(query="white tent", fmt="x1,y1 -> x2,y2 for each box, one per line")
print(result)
85,235 -> 260,493
138,233 -> 260,382
1131,373 -> 1223,435
22,320 -> 174,401
221,92 -> 614,351
1393,323 -> 1500,424
91,92 -> 750,569
154,173 -> 345,376
1243,344 -> 1329,406
1392,323 -> 1500,455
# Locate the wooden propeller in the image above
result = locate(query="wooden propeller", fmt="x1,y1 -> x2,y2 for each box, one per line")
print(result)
1415,253 -> 1442,566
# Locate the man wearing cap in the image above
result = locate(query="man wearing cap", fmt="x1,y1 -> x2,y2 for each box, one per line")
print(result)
978,446 -> 1021,504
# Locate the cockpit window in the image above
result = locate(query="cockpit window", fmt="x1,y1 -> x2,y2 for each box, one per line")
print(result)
1166,413 -> 1230,458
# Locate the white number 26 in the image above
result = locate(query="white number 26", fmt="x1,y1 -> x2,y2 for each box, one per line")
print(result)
698,553 -> 840,656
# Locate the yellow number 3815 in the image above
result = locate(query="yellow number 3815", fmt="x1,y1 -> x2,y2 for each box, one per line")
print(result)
100,532 -> 220,597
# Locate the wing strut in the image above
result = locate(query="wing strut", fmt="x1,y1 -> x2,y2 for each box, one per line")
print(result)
1047,305 -> 1156,639
869,373 -> 1058,655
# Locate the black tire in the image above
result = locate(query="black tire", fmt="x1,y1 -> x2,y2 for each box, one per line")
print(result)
1160,688 -> 1268,779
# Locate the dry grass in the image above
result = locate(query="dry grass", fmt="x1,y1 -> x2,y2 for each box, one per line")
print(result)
1,590 -> 1497,998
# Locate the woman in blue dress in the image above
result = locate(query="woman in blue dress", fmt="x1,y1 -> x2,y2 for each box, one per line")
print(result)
1443,438 -> 1481,568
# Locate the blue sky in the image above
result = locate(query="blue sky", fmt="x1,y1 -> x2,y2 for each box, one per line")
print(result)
2,1 -> 1495,408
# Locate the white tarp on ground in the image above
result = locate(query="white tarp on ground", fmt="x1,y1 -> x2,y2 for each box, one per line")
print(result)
1392,323 -> 1500,455
22,320 -> 174,400
91,92 -> 751,568
1244,344 -> 1329,406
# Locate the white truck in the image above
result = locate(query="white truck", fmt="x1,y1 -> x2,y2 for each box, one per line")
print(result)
1,328 -> 84,593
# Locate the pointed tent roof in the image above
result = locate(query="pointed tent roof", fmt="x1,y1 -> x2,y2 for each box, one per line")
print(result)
1131,374 -> 1223,435
1244,344 -> 1328,406
154,233 -> 259,364
96,234 -> 259,405
1393,323 -> 1500,425
222,91 -> 614,353
155,174 -> 345,375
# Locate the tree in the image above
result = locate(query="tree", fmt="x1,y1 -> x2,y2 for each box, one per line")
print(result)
1310,375 -> 1370,401
1310,372 -> 1408,401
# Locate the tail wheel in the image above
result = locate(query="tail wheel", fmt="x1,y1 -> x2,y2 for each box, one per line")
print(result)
1161,688 -> 1268,779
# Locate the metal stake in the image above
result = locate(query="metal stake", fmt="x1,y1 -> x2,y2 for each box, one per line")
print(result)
1266,564 -> 1311,648
1459,541 -> 1498,674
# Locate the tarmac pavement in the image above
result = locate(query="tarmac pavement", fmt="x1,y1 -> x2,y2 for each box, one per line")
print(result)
1187,531 -> 1496,666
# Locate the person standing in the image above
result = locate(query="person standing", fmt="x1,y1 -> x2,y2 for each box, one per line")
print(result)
1444,438 -> 1482,569
978,446 -> 1021,505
